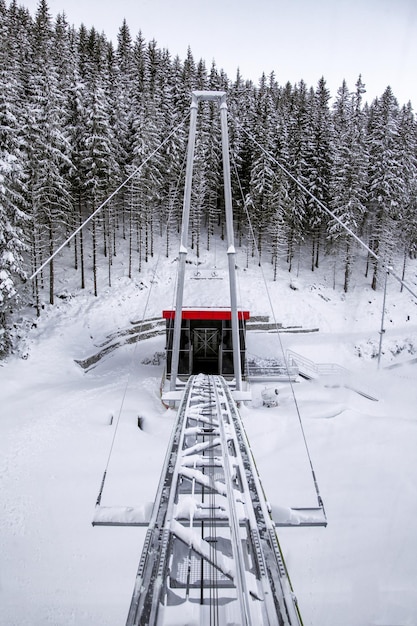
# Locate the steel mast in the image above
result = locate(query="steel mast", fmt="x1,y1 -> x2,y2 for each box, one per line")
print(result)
169,91 -> 242,392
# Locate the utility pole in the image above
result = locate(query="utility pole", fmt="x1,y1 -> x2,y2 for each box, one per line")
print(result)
377,267 -> 390,368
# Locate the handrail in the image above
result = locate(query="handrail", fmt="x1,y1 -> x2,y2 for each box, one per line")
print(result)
286,349 -> 347,377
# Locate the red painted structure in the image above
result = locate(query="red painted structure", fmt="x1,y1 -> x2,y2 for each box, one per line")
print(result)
163,309 -> 250,321
163,309 -> 250,380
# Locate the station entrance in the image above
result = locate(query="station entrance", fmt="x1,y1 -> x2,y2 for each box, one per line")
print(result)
192,326 -> 220,374
163,309 -> 249,381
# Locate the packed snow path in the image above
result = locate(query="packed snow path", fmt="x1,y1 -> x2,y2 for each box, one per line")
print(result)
125,374 -> 302,626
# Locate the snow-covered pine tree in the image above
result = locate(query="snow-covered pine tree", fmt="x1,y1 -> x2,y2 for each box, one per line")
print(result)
269,201 -> 289,281
160,53 -> 190,247
53,12 -> 80,271
285,80 -> 309,272
66,26 -> 89,288
228,70 -> 256,247
246,73 -> 278,264
131,38 -> 165,265
2,0 -> 417,349
24,0 -> 72,307
366,86 -> 404,290
329,77 -> 368,292
0,0 -> 29,352
115,19 -> 138,255
188,59 -> 210,257
156,48 -> 187,257
396,101 -> 417,286
269,96 -> 292,279
81,28 -> 118,295
103,40 -> 120,256
202,62 -> 224,253
304,77 -> 334,271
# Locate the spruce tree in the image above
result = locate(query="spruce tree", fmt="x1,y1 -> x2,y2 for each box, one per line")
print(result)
79,28 -> 118,294
228,70 -> 256,246
304,77 -> 334,271
286,80 -> 310,271
116,19 -> 135,243
156,48 -> 186,255
24,0 -> 72,306
0,0 -> 29,351
366,86 -> 404,289
246,73 -> 278,263
397,102 -> 417,284
329,77 -> 368,291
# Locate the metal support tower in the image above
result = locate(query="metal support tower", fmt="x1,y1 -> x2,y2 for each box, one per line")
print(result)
170,91 -> 242,392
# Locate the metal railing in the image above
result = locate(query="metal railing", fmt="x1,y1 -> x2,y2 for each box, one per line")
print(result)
246,360 -> 299,380
286,349 -> 347,378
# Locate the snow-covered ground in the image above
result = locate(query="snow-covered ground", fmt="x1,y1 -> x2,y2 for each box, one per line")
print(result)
1,239 -> 417,626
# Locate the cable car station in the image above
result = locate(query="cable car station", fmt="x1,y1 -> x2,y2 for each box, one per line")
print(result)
163,308 -> 250,379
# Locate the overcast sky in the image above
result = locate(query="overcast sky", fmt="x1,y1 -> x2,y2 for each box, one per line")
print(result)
19,0 -> 417,107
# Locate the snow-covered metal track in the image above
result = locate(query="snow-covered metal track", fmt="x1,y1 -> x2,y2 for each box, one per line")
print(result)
126,374 -> 303,626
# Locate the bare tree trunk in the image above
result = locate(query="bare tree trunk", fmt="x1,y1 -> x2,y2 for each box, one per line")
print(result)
145,217 -> 149,263
121,191 -> 126,240
165,215 -> 170,258
273,245 -> 278,281
150,211 -> 154,258
371,260 -> 378,291
48,219 -> 54,305
128,196 -> 133,279
401,246 -> 407,293
365,250 -> 370,278
344,239 -> 351,293
108,219 -> 112,288
311,236 -> 315,272
78,195 -> 85,289
257,230 -> 262,266
32,231 -> 41,317
103,210 -> 107,257
315,229 -> 320,269
287,228 -> 294,272
296,242 -> 301,278
137,221 -> 142,273
113,214 -> 116,257
74,209 -> 78,271
93,216 -> 98,297
246,231 -> 250,269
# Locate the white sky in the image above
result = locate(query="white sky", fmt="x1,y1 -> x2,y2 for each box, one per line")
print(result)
19,0 -> 417,107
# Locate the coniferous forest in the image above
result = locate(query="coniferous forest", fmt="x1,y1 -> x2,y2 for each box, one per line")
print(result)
1,0 -> 417,355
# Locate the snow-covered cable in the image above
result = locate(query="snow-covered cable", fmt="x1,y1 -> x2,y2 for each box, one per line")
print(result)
231,154 -> 326,514
95,136 -> 187,504
30,113 -> 190,281
168,150 -> 189,352
98,251 -> 161,496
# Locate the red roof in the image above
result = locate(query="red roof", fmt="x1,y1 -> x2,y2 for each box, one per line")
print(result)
162,309 -> 250,321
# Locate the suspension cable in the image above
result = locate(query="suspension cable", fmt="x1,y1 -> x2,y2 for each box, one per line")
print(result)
30,112 -> 190,282
95,244 -> 162,505
231,154 -> 326,513
96,147 -> 187,506
229,113 -> 417,302
167,149 -> 189,367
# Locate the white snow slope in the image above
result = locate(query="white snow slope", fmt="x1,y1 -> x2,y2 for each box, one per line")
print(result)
1,240 -> 417,626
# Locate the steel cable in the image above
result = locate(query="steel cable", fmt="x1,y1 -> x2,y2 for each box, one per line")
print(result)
230,151 -> 326,515
94,122 -> 190,506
